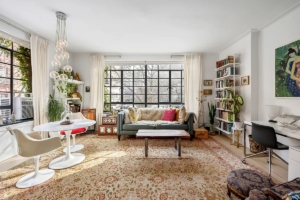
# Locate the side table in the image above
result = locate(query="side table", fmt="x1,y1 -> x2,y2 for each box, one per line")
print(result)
231,127 -> 244,148
98,116 -> 117,135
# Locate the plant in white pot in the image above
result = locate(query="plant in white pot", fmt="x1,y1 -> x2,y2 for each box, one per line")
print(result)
222,89 -> 244,129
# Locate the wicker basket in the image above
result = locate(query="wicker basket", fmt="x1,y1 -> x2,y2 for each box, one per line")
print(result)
249,135 -> 266,153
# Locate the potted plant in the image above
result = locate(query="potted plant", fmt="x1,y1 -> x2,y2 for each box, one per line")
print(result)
45,95 -> 65,122
222,89 -> 244,128
208,102 -> 216,133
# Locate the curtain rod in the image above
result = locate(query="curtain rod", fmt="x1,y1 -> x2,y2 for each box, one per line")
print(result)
0,18 -> 31,36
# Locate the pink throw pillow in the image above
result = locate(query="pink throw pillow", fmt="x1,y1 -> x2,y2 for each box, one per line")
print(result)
162,109 -> 176,121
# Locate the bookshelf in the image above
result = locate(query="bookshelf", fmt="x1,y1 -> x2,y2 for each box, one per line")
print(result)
214,54 -> 240,135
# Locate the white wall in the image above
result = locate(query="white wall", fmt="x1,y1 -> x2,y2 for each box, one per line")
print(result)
201,53 -> 219,126
258,5 -> 300,120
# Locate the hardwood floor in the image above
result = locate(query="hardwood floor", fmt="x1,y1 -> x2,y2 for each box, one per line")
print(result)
212,134 -> 288,183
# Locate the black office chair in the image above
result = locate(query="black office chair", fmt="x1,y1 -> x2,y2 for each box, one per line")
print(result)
241,122 -> 288,177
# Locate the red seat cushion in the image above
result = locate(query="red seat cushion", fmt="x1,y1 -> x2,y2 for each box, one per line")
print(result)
60,127 -> 87,135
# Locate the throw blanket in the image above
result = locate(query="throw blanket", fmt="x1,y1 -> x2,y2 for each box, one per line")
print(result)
185,112 -> 197,122
134,120 -> 179,125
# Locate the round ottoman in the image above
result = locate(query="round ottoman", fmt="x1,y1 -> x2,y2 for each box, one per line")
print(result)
227,169 -> 275,199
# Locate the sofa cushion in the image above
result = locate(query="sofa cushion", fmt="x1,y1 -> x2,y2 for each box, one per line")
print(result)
123,109 -> 131,124
162,109 -> 176,121
156,124 -> 188,130
128,107 -> 140,122
139,108 -> 166,121
123,123 -> 156,131
178,105 -> 186,124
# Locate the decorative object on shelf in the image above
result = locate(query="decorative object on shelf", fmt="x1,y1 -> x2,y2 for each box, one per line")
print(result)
275,39 -> 300,97
203,89 -> 212,95
208,102 -> 216,132
49,12 -> 73,98
71,87 -> 82,100
45,95 -> 65,122
75,72 -> 81,81
86,86 -> 90,92
216,56 -> 234,68
203,80 -> 212,86
241,76 -> 250,86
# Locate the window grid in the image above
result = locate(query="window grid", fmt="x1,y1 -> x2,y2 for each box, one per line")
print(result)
104,65 -> 184,111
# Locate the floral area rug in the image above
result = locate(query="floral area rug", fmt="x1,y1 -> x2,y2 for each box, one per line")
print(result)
0,134 -> 257,200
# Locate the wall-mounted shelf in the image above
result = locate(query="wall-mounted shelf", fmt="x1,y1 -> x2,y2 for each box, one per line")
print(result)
214,126 -> 231,135
215,117 -> 233,123
215,63 -> 240,71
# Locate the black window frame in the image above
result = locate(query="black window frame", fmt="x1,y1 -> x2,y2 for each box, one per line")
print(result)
104,64 -> 184,111
0,40 -> 31,117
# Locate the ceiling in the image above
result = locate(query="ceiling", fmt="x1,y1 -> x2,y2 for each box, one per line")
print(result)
0,0 -> 299,54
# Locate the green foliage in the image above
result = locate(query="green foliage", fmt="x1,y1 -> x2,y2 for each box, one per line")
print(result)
45,95 -> 64,122
56,69 -> 71,94
222,88 -> 244,121
208,102 -> 216,125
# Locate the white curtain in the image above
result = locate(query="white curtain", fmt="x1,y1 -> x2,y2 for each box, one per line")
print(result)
90,55 -> 105,126
30,35 -> 49,138
184,55 -> 202,128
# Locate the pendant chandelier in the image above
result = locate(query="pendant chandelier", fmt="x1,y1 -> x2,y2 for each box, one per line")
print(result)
49,12 -> 72,80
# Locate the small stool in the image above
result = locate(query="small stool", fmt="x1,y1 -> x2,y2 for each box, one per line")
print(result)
227,169 -> 275,199
231,127 -> 243,148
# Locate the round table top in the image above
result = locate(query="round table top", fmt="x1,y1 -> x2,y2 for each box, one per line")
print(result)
33,119 -> 96,132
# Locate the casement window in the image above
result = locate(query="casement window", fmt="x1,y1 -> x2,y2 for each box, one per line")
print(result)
0,37 -> 31,118
104,64 -> 184,111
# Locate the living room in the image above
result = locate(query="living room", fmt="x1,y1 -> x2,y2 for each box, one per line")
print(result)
1,0 -> 300,199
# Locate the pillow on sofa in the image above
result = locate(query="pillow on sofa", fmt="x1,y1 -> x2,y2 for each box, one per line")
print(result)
162,109 -> 176,121
128,107 -> 140,122
170,108 -> 180,121
178,105 -> 186,124
123,109 -> 131,124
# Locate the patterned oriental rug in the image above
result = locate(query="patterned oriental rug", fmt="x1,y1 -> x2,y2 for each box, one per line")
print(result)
0,135 -> 259,200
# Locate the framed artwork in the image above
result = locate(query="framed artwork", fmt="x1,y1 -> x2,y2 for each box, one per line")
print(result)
275,39 -> 300,97
203,80 -> 212,86
203,89 -> 212,95
241,76 -> 250,86
86,86 -> 90,92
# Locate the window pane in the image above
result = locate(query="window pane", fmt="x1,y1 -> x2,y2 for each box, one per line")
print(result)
134,104 -> 145,108
124,87 -> 133,94
147,79 -> 158,86
111,65 -> 121,70
104,104 -> 110,111
133,65 -> 145,70
0,39 -> 12,49
147,65 -> 158,70
159,87 -> 169,94
0,63 -> 10,78
104,87 -> 110,94
104,95 -> 110,103
147,87 -> 158,94
147,95 -> 158,103
111,95 -> 121,102
0,78 -> 10,92
134,71 -> 145,78
0,49 -> 11,64
111,79 -> 121,86
170,64 -> 183,70
182,87 -> 184,95
123,71 -> 133,78
13,52 -> 29,66
13,66 -> 24,79
159,79 -> 169,86
147,70 -> 158,78
123,95 -> 133,102
134,87 -> 145,94
123,79 -> 133,86
0,93 -> 10,105
159,95 -> 169,102
159,64 -> 170,70
122,65 -> 133,70
147,104 -> 158,108
134,95 -> 145,103
111,87 -> 121,94
171,79 -> 181,86
13,79 -> 27,93
171,71 -> 181,78
134,79 -> 145,86
171,87 -> 181,95
121,104 -> 132,109
171,95 -> 181,102
0,108 -> 11,119
111,71 -> 121,78
159,71 -> 169,78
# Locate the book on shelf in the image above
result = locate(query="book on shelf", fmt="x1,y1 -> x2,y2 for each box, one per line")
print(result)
216,80 -> 234,88
216,56 -> 235,68
216,67 -> 235,78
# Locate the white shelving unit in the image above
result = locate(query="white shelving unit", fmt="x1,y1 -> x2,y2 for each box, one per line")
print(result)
214,54 -> 240,135
54,79 -> 84,113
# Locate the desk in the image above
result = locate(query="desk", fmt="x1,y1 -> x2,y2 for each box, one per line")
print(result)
243,121 -> 300,156
33,119 -> 96,169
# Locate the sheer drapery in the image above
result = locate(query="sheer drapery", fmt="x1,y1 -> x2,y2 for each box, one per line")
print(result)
184,55 -> 202,128
30,35 -> 49,138
90,55 -> 105,126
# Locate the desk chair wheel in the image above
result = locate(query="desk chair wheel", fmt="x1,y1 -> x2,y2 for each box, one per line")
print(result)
241,159 -> 246,164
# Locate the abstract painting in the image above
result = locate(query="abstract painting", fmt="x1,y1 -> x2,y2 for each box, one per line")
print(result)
275,39 -> 300,97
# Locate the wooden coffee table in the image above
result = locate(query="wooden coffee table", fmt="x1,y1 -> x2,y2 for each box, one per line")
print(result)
136,129 -> 190,157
